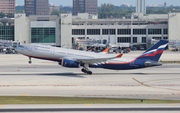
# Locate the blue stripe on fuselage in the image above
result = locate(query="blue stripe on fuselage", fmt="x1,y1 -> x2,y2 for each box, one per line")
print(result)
90,59 -> 148,70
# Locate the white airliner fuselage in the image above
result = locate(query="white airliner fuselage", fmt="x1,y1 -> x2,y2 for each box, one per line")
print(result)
15,40 -> 168,75
15,44 -> 122,74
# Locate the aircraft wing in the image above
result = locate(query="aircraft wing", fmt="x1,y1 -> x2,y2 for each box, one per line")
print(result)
76,54 -> 123,64
61,54 -> 122,64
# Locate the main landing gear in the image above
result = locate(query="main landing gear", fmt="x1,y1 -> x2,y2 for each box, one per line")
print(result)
81,64 -> 92,75
81,68 -> 92,75
28,57 -> 32,64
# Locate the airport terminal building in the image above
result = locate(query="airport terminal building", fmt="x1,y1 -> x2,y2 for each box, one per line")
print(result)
1,13 -> 180,49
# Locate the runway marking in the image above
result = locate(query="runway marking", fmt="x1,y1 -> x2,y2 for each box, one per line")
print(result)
18,67 -> 37,68
143,78 -> 180,84
112,84 -> 180,86
54,85 -> 78,86
0,85 -> 9,87
172,93 -> 180,95
77,94 -> 174,97
133,78 -> 180,92
1,84 -> 180,87
132,78 -> 151,87
0,85 -> 78,87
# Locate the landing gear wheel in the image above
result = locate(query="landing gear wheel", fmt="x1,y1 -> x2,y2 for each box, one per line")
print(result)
81,68 -> 87,73
87,71 -> 92,75
28,61 -> 32,64
80,63 -> 93,75
81,68 -> 85,72
81,68 -> 92,75
28,57 -> 32,64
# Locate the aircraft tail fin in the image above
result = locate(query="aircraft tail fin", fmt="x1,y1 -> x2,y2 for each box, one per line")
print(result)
116,54 -> 123,58
136,40 -> 168,61
101,48 -> 109,54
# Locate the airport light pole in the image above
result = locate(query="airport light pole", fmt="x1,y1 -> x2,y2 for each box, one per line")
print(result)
131,13 -> 134,47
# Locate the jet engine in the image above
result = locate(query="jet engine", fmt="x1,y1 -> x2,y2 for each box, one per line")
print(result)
59,59 -> 80,68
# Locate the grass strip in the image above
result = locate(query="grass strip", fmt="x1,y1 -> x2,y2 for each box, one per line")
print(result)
0,96 -> 180,104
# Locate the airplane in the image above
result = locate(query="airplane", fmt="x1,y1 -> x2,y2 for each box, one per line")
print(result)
14,43 -> 122,75
14,40 -> 168,75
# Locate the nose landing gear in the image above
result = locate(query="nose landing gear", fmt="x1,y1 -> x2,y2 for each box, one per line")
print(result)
28,57 -> 32,64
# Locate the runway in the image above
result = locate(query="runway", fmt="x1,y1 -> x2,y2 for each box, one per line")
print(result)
0,54 -> 180,100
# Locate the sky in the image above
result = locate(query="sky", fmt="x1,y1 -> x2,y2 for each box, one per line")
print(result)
16,0 -> 180,6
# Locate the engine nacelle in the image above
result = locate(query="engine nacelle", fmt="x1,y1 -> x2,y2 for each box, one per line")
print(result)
144,61 -> 152,67
59,59 -> 79,68
144,61 -> 162,67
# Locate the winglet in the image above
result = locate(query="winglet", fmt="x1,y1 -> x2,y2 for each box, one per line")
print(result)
116,54 -> 123,58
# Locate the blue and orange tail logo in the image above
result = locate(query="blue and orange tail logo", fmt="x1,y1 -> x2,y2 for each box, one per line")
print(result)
137,40 -> 168,61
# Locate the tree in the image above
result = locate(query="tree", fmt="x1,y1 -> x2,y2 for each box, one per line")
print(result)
16,6 -> 24,13
0,12 -> 5,18
98,5 -> 180,19
99,3 -> 116,18
60,6 -> 72,13
98,4 -> 135,19
101,3 -> 115,13
50,10 -> 60,16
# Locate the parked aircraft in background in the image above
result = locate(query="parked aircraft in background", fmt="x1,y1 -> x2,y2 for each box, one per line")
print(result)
14,40 -> 168,75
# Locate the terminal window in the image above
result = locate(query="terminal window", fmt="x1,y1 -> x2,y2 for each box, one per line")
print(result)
117,37 -> 131,43
0,26 -> 14,41
87,29 -> 100,35
133,37 -> 137,43
31,27 -> 55,43
133,29 -> 146,35
142,37 -> 146,43
163,29 -> 168,34
102,29 -> 116,35
117,29 -> 131,35
148,29 -> 161,35
152,37 -> 162,40
72,29 -> 85,35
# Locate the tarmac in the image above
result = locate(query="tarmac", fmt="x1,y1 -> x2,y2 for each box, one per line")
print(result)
0,51 -> 180,100
0,51 -> 180,112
